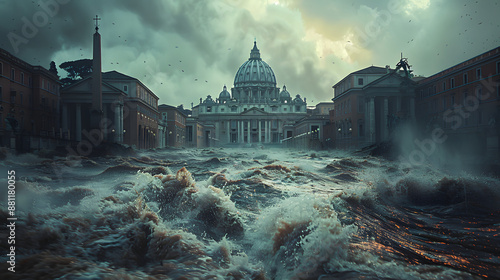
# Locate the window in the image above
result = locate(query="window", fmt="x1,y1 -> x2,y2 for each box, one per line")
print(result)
451,94 -> 455,105
28,77 -> 32,87
220,108 -> 224,112
497,61 -> 500,74
123,85 -> 128,92
358,97 -> 365,113
358,78 -> 364,85
207,106 -> 212,112
10,91 -> 16,104
295,105 -> 301,112
231,106 -> 237,112
450,78 -> 455,89
442,97 -> 446,109
358,120 -> 364,137
0,62 -> 2,75
476,68 -> 482,80
20,92 -> 23,105
476,87 -> 483,101
20,72 -> 24,84
442,81 -> 446,91
11,68 -> 15,80
463,73 -> 468,84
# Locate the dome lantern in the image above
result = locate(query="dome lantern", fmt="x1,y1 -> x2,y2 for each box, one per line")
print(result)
250,40 -> 261,60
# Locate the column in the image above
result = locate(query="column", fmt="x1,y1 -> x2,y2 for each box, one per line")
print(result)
115,104 -> 121,143
410,97 -> 415,120
247,121 -> 251,143
264,120 -> 268,143
237,121 -> 240,143
215,122 -> 220,143
382,97 -> 388,141
120,105 -> 124,143
277,120 -> 281,143
227,121 -> 230,144
269,120 -> 272,143
267,120 -> 271,143
62,104 -> 68,139
75,104 -> 82,141
364,100 -> 369,141
369,97 -> 375,143
241,120 -> 244,143
258,120 -> 262,143
102,104 -> 108,140
240,120 -> 244,143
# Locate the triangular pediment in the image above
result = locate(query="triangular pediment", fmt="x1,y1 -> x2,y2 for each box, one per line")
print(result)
62,77 -> 125,96
240,107 -> 269,116
366,72 -> 416,88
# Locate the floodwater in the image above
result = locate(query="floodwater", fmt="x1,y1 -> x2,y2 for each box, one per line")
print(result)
0,147 -> 499,279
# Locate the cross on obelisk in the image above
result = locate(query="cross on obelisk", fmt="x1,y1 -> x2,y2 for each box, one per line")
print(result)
93,15 -> 101,32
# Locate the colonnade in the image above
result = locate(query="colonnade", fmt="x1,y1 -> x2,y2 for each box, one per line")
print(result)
62,103 -> 124,143
219,119 -> 278,144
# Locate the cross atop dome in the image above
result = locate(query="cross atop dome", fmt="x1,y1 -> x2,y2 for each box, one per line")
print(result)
250,40 -> 261,60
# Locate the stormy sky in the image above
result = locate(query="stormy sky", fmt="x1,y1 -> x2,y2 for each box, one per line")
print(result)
1,0 -> 499,107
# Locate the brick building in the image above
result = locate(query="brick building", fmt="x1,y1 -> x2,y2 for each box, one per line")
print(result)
415,46 -> 500,160
159,104 -> 187,148
0,48 -> 60,150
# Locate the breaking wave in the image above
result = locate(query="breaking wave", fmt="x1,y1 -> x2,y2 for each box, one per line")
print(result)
0,148 -> 498,279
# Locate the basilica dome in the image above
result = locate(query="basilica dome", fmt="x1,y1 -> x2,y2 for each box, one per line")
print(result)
233,41 -> 277,88
280,85 -> 290,99
219,85 -> 231,99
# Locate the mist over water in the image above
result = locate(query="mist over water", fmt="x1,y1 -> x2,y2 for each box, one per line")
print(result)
0,147 -> 499,279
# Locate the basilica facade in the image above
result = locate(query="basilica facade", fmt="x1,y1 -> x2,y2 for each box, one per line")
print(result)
190,41 -> 308,146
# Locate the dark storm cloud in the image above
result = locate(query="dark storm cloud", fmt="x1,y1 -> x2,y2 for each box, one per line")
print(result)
1,0 -> 499,106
